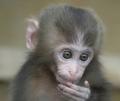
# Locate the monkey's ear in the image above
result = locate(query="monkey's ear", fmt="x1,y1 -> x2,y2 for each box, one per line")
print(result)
26,18 -> 39,49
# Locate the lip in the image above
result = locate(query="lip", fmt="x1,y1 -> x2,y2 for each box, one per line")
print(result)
56,74 -> 76,84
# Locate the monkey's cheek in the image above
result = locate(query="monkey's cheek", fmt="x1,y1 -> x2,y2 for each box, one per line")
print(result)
76,69 -> 85,79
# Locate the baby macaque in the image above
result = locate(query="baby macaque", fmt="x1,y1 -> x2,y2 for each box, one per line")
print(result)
11,4 -> 111,101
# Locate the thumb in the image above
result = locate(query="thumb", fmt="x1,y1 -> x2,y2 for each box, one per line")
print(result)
84,80 -> 90,88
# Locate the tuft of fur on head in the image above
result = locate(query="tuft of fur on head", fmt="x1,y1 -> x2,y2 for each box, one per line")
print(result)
31,4 -> 104,58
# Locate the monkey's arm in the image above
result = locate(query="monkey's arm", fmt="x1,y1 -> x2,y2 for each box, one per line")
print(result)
88,86 -> 111,101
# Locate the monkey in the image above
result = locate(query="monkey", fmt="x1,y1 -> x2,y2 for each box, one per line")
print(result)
10,4 -> 111,101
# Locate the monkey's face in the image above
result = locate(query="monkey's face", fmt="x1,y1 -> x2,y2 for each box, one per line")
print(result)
53,44 -> 94,84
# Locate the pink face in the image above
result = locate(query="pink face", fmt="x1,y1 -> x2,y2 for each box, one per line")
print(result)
53,44 -> 94,84
25,19 -> 94,84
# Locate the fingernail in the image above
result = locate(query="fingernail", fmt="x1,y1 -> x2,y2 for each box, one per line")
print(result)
84,80 -> 89,87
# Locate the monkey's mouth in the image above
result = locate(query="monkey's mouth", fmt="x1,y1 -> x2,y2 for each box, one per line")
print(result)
56,74 -> 76,85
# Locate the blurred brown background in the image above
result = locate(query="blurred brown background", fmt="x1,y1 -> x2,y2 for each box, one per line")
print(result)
0,0 -> 120,101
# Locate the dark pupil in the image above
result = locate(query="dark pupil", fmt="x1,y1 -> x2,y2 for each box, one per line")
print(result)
63,51 -> 72,59
80,53 -> 89,61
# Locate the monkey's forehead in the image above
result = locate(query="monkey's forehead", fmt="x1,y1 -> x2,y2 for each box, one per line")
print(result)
54,43 -> 92,52
37,5 -> 103,50
42,24 -> 98,51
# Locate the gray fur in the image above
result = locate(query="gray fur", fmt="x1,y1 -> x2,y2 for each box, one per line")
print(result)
10,4 -> 111,101
37,5 -> 104,51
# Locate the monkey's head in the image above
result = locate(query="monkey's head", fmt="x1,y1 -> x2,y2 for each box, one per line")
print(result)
26,5 -> 104,84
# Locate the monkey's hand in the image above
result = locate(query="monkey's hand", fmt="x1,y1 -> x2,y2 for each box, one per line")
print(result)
57,80 -> 91,101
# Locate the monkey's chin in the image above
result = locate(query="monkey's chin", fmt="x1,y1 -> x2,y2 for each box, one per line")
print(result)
56,74 -> 76,85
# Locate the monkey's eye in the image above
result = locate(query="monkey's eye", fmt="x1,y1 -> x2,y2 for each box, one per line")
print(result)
62,50 -> 72,59
80,53 -> 89,61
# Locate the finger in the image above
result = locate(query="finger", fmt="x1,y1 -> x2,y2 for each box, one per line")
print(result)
60,90 -> 85,101
66,82 -> 90,94
84,80 -> 90,88
58,84 -> 90,99
58,84 -> 80,96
